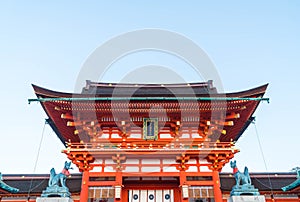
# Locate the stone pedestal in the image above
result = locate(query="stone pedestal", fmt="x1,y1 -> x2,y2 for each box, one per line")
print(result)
36,197 -> 73,202
41,185 -> 71,198
228,195 -> 266,202
230,185 -> 260,196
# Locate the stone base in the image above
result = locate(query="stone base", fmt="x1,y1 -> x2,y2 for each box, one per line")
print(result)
41,185 -> 71,198
228,195 -> 266,202
230,185 -> 260,196
36,197 -> 73,202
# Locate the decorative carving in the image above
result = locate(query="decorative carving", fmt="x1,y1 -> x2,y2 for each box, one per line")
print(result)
176,154 -> 190,171
230,160 -> 260,196
65,150 -> 95,172
112,154 -> 126,171
0,172 -> 19,193
206,153 -> 233,171
41,161 -> 72,197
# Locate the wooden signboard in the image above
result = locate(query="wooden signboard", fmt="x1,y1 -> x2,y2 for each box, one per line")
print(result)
143,118 -> 158,140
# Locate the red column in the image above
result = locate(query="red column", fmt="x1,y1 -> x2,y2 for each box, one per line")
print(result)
80,170 -> 90,202
179,170 -> 189,202
212,170 -> 223,202
121,188 -> 128,202
114,171 -> 123,202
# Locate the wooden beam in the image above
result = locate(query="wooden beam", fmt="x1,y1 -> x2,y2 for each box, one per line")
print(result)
61,113 -> 73,119
226,113 -> 240,119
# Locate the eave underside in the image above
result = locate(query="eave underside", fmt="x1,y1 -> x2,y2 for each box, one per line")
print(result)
32,84 -> 268,144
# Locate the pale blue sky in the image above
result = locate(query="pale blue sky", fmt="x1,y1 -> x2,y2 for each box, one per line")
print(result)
0,1 -> 299,174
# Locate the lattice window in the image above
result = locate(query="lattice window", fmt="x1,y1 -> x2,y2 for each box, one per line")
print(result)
189,186 -> 214,199
88,186 -> 115,201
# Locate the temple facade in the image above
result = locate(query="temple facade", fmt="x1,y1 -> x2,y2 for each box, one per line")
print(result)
28,80 -> 268,202
1,81 -> 300,201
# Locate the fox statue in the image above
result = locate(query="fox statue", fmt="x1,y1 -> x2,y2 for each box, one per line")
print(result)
230,160 -> 251,187
48,161 -> 72,188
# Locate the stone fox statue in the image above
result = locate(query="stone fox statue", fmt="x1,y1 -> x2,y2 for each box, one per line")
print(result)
48,161 -> 72,188
230,160 -> 251,186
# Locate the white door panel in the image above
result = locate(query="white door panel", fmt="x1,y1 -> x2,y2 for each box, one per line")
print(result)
140,190 -> 147,201
155,190 -> 163,201
128,189 -> 174,202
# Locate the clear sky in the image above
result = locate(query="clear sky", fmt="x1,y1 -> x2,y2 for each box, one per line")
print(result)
0,1 -> 299,174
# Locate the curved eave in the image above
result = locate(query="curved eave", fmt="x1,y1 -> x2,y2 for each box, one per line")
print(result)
226,84 -> 268,141
225,83 -> 268,98
32,83 -> 268,144
32,84 -> 80,144
32,84 -> 74,98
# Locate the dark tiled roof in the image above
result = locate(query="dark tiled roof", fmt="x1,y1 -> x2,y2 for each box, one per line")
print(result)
81,80 -> 218,96
220,172 -> 298,193
0,174 -> 82,197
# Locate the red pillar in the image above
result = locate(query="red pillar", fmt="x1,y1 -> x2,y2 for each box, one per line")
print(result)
114,171 -> 123,202
121,188 -> 128,202
179,170 -> 189,202
212,170 -> 223,202
80,170 -> 89,202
